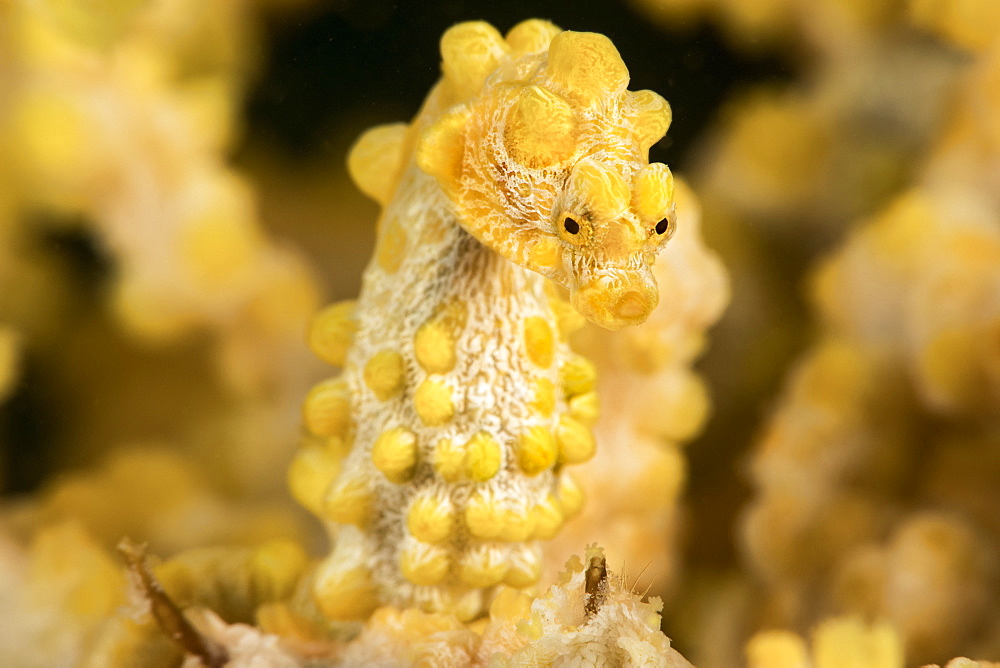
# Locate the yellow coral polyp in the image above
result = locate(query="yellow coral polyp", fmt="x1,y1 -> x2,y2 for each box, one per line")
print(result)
498,503 -> 536,543
504,545 -> 543,588
531,494 -> 565,540
399,541 -> 450,586
515,426 -> 557,475
464,431 -> 502,481
363,349 -> 406,400
406,492 -> 454,544
413,376 -> 455,426
459,544 -> 510,588
313,560 -> 378,620
464,489 -> 504,539
432,437 -> 464,482
287,444 -> 342,515
556,472 -> 585,518
323,474 -> 371,525
555,414 -> 597,464
371,427 -> 419,483
308,300 -> 358,368
302,377 -> 351,438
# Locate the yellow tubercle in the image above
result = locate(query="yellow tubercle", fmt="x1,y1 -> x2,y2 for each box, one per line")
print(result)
464,431 -> 503,481
515,426 -> 557,475
407,492 -> 455,544
414,376 -> 455,426
568,391 -> 600,426
505,19 -> 561,56
414,319 -> 457,374
347,123 -> 409,206
440,22 -> 507,100
633,163 -> 676,222
371,427 -> 419,483
504,84 -> 578,169
524,316 -> 555,368
546,31 -> 629,104
302,377 -> 351,438
629,89 -> 673,151
530,377 -> 556,417
364,350 -> 406,400
555,414 -> 596,464
308,300 -> 357,367
560,354 -> 598,398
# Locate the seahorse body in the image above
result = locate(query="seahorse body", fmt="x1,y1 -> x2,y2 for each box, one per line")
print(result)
290,19 -> 677,621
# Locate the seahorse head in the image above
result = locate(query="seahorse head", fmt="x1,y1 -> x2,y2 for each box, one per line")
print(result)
418,20 -> 676,330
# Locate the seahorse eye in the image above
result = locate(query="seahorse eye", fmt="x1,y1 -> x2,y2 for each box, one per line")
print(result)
564,217 -> 580,235
655,218 -> 670,235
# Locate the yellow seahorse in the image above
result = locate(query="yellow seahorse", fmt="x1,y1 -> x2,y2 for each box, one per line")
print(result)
289,19 -> 677,622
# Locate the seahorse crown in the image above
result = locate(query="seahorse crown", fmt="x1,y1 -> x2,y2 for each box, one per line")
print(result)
417,21 -> 676,330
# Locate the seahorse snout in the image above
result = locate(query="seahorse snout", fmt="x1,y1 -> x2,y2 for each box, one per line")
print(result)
570,272 -> 658,330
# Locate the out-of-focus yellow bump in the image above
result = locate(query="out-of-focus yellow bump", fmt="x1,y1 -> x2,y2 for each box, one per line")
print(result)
400,541 -> 450,586
322,474 -> 371,525
364,349 -> 405,400
459,544 -> 509,588
302,377 -> 351,437
313,559 -> 378,620
556,414 -> 596,464
527,235 -> 563,272
464,489 -> 503,539
376,218 -> 408,274
347,123 -> 409,206
560,354 -> 597,398
489,586 -> 533,623
568,391 -> 599,426
308,300 -> 357,367
433,438 -> 464,482
504,545 -> 542,588
440,21 -> 507,100
524,316 -> 555,368
414,376 -> 454,426
414,319 -> 456,374
464,431 -> 502,481
516,426 -> 557,475
249,539 -> 309,602
288,445 -> 342,515
530,377 -> 556,417
407,492 -> 454,544
548,293 -> 586,339
505,19 -> 560,55
531,494 -> 564,540
546,31 -> 629,104
633,163 -> 675,222
417,107 -> 469,191
498,504 -> 535,543
371,427 -> 418,483
630,89 -> 672,151
746,630 -> 808,668
556,472 -> 585,519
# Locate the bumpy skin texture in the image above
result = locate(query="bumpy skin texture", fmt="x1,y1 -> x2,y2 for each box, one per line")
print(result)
290,19 -> 676,621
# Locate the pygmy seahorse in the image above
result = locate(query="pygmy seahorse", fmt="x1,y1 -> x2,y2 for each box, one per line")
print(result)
289,19 -> 677,621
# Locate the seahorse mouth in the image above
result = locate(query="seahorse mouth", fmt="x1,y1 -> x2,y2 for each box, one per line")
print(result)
570,270 -> 659,330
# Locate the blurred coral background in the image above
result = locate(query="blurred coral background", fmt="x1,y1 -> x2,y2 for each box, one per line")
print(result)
0,0 -> 998,666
